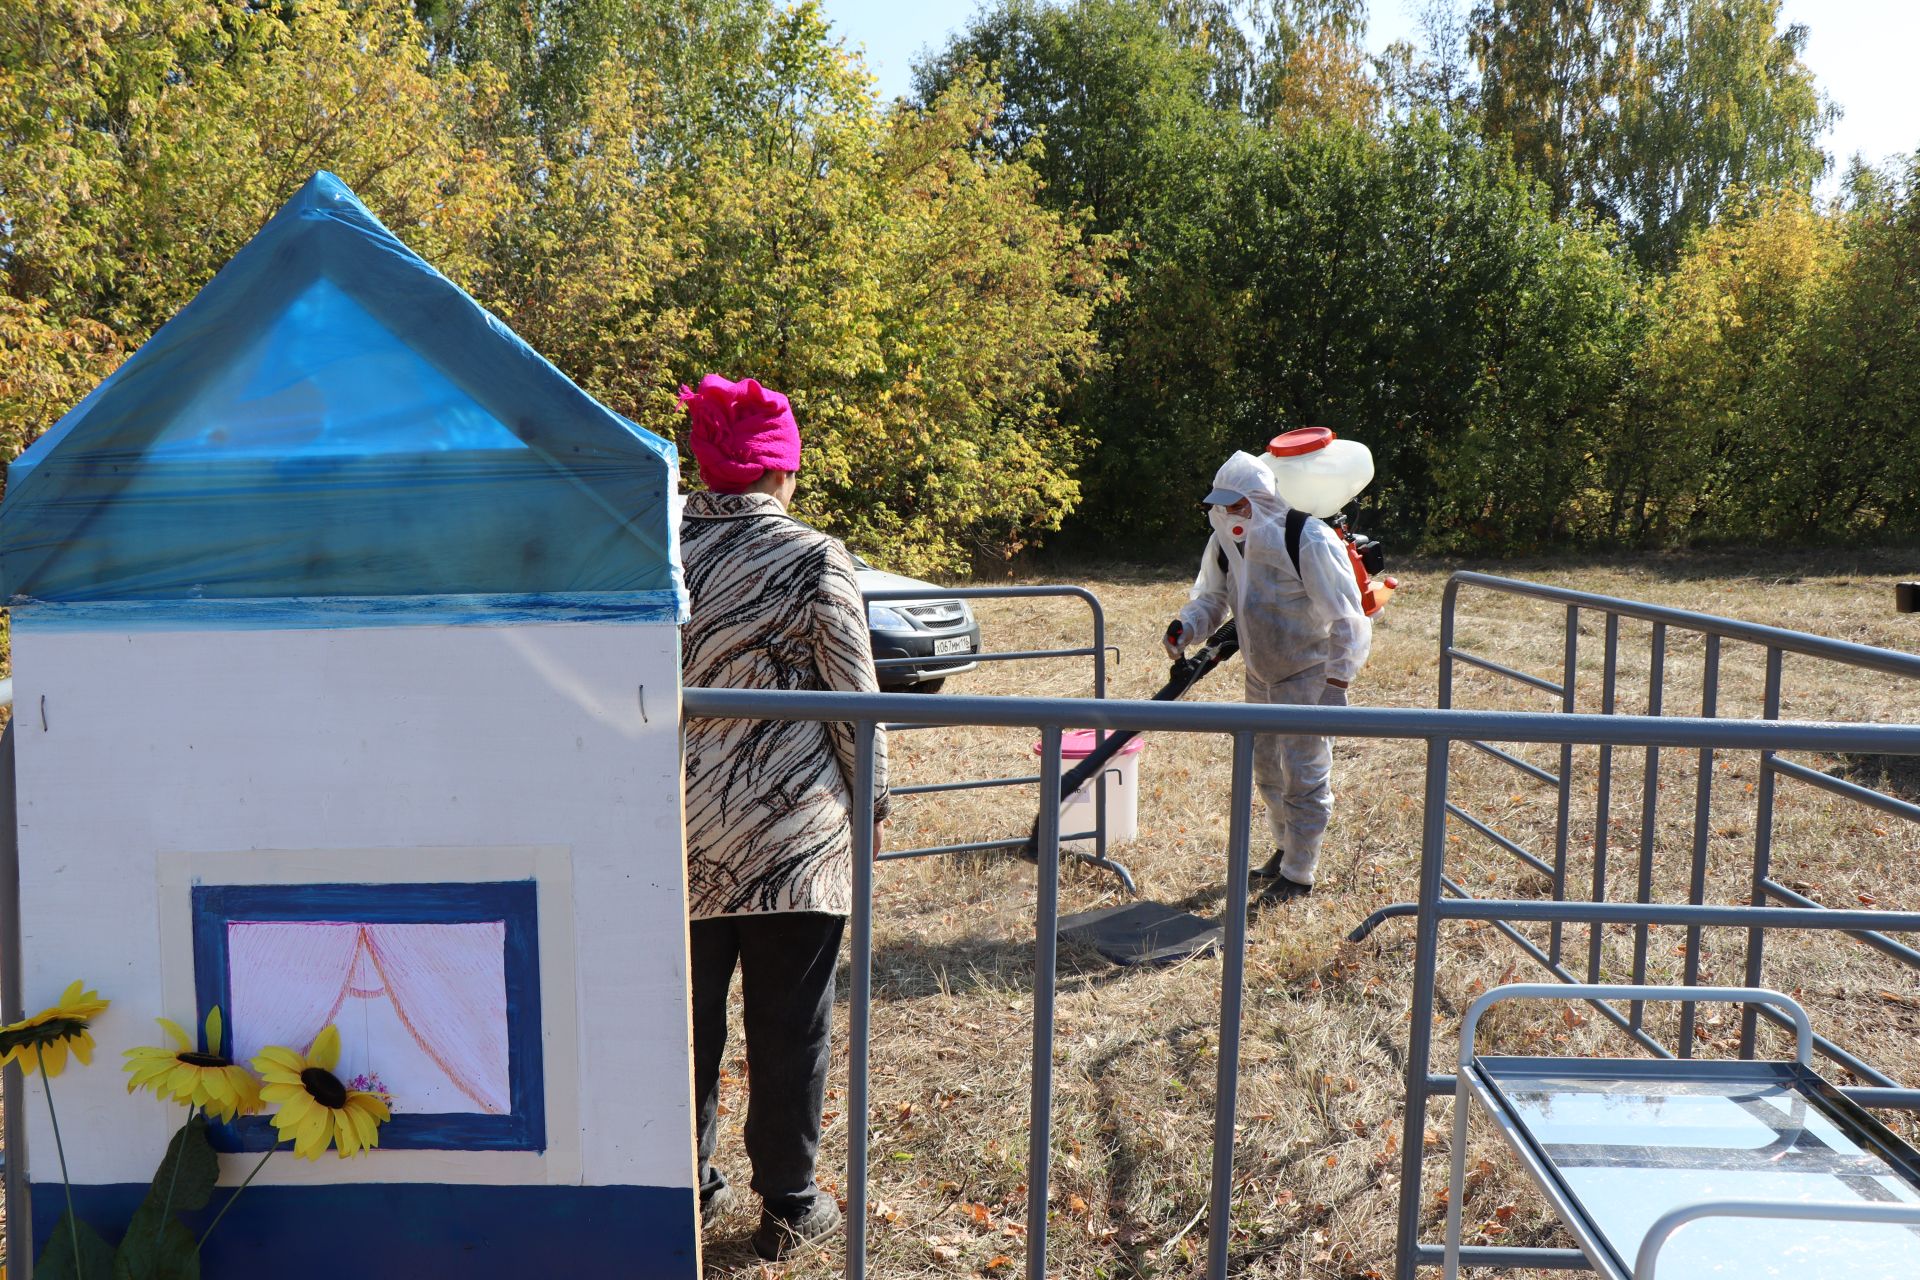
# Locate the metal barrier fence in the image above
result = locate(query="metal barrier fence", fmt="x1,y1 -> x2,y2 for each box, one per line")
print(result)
683,681 -> 1920,1280
863,585 -> 1137,889
1352,571 -> 1920,1277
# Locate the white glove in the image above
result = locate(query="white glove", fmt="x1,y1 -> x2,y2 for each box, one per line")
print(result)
1163,619 -> 1189,661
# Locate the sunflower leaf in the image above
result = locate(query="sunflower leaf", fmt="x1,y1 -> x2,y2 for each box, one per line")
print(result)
35,1209 -> 116,1280
141,1115 -> 219,1215
112,1205 -> 201,1280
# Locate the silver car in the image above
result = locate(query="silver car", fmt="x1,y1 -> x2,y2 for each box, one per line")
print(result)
852,555 -> 980,692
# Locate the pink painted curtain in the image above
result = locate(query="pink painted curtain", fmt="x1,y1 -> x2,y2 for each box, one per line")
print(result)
227,919 -> 510,1114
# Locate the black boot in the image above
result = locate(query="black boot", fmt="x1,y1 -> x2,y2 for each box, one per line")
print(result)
1250,848 -> 1285,886
1257,873 -> 1313,905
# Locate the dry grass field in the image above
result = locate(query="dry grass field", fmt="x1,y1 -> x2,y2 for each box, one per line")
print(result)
698,548 -> 1920,1279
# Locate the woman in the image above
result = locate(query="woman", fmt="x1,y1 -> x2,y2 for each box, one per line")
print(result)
678,373 -> 889,1260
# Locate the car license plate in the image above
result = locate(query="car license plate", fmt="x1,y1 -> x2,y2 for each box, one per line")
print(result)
933,636 -> 973,656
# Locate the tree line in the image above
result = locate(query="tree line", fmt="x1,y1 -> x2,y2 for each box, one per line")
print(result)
1,0 -> 1915,570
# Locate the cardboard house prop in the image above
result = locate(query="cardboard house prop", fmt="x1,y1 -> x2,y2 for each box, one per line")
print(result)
0,173 -> 698,1276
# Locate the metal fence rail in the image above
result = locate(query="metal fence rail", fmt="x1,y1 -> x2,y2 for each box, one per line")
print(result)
683,683 -> 1920,1280
862,585 -> 1136,888
1365,570 -> 1920,1277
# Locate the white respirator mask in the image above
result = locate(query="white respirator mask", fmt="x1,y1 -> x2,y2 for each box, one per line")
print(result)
1208,506 -> 1252,612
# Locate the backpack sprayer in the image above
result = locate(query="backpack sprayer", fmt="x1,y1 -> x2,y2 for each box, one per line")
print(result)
1327,513 -> 1397,616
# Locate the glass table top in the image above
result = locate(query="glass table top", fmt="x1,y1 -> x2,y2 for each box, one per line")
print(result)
1479,1058 -> 1920,1279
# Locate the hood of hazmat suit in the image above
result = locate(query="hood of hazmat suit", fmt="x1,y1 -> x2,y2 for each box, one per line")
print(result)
1176,451 -> 1371,686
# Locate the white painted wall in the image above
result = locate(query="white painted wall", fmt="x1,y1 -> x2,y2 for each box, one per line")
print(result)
9,619 -> 692,1192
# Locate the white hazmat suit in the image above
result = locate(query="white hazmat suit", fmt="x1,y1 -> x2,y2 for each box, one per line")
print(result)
1172,451 -> 1371,887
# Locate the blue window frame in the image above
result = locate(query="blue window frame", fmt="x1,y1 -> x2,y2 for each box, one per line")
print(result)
191,880 -> 545,1153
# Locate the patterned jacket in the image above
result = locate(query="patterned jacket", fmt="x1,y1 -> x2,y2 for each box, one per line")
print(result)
681,490 -> 890,919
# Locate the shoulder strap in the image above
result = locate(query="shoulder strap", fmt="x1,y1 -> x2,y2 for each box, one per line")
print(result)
1285,508 -> 1308,576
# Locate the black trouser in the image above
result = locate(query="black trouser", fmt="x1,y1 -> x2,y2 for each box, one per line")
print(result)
691,911 -> 844,1220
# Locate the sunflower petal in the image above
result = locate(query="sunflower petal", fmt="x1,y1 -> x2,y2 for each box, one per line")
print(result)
155,1018 -> 191,1052
40,1039 -> 67,1077
255,1045 -> 304,1072
334,1114 -> 360,1157
204,1006 -> 224,1056
71,1032 -> 94,1066
277,1091 -> 316,1128
308,1025 -> 341,1072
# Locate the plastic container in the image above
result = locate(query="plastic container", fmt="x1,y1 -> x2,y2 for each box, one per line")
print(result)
1032,729 -> 1144,850
1262,427 -> 1374,517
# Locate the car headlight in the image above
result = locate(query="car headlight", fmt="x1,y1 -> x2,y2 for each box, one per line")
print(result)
867,604 -> 915,632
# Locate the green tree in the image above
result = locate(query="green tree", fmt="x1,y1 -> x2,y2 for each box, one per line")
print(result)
1471,0 -> 1832,269
1611,0 -> 1835,268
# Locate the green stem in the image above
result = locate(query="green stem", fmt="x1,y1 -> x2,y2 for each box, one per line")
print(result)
156,1112 -> 191,1244
39,1044 -> 83,1280
194,1144 -> 277,1255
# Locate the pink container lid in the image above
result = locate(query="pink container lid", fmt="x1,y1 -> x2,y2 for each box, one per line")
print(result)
1032,729 -> 1145,759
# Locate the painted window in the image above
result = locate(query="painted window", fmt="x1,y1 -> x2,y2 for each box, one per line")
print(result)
192,881 -> 544,1152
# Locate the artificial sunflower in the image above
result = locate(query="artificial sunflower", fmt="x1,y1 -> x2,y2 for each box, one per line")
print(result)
253,1026 -> 390,1159
0,979 -> 110,1077
124,1006 -> 262,1122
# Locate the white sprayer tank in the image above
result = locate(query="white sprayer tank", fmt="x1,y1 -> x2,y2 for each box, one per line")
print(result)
1261,426 -> 1373,517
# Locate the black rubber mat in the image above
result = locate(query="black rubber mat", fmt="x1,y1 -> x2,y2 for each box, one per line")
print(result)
1058,900 -> 1222,967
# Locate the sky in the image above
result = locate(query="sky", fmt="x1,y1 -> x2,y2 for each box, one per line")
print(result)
816,0 -> 1920,180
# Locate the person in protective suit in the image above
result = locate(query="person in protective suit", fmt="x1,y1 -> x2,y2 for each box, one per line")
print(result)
1163,451 -> 1372,900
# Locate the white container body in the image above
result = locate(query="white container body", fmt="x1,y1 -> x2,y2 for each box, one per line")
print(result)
1056,743 -> 1141,850
1264,438 -> 1375,517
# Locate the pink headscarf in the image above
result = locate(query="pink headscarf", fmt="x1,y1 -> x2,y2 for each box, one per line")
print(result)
678,374 -> 802,493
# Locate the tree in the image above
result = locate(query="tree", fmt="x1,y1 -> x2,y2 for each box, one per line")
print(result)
1595,187 -> 1840,542
1610,0 -> 1835,268
1471,0 -> 1832,269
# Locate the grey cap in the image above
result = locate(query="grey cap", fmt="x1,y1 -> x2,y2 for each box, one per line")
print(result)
1201,485 -> 1245,507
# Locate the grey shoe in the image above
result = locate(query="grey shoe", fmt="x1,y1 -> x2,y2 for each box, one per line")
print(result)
752,1197 -> 842,1260
700,1180 -> 737,1227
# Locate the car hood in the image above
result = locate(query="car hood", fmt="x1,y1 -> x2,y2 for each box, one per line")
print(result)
855,567 -> 955,601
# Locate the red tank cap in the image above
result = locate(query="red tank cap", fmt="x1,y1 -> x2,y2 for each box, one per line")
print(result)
1267,427 -> 1336,457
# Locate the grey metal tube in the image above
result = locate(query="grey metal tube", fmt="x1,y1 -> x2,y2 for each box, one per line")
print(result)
845,722 -> 877,1280
1588,613 -> 1620,983
1751,1002 -> 1899,1087
1636,1200 -> 1920,1280
681,688 -> 1920,755
1761,878 -> 1920,969
871,645 -> 1102,669
1394,736 -> 1452,1280
1551,604 -> 1579,966
889,774 -> 1043,797
1025,729 -> 1062,1280
1767,756 -> 1920,825
1630,623 -> 1666,1032
1445,803 -> 1557,879
1435,898 -> 1920,932
1413,1244 -> 1592,1270
1206,732 -> 1255,1280
1464,738 -> 1560,786
1840,1087 -> 1920,1111
1742,647 -> 1785,1055
1680,635 -> 1721,1055
1444,648 -> 1566,697
1444,571 -> 1920,680
1439,875 -> 1673,1061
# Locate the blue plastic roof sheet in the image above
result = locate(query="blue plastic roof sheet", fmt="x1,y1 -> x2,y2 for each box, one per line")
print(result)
0,172 -> 685,621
